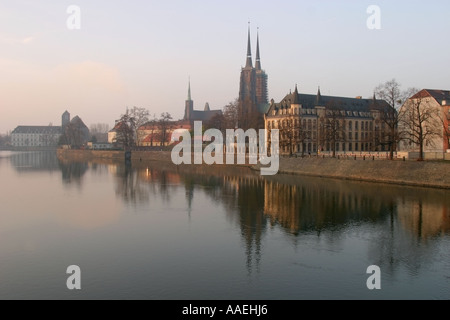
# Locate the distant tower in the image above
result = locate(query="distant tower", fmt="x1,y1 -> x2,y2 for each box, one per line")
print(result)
204,102 -> 210,111
62,110 -> 70,131
238,26 -> 269,116
184,79 -> 194,120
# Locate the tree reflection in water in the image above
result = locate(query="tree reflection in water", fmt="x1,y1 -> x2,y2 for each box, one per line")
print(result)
61,158 -> 450,277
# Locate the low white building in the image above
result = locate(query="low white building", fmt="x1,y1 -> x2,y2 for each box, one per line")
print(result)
87,142 -> 114,150
11,126 -> 62,147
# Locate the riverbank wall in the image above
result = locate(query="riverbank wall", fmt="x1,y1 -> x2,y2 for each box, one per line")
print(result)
57,149 -> 450,189
259,156 -> 450,189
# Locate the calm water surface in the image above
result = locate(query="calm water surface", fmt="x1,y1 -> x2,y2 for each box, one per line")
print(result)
0,151 -> 449,300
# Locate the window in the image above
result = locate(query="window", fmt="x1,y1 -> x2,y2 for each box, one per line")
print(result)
349,121 -> 353,131
355,143 -> 359,151
349,132 -> 352,140
355,121 -> 359,130
349,143 -> 353,151
355,133 -> 359,140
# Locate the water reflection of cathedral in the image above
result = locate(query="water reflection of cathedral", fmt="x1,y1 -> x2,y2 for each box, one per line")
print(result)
114,163 -> 450,274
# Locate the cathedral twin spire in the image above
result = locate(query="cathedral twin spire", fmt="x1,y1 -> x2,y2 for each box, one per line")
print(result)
245,24 -> 262,71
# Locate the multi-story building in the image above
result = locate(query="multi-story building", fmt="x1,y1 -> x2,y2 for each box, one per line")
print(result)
399,89 -> 450,153
265,85 -> 391,155
11,125 -> 62,148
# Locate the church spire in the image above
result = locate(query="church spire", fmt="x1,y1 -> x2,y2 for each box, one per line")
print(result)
187,78 -> 192,101
293,84 -> 300,104
255,28 -> 261,71
245,23 -> 253,69
316,86 -> 322,105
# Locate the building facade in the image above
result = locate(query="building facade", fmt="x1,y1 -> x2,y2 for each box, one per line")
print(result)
399,89 -> 450,153
265,86 -> 391,155
139,120 -> 192,147
11,125 -> 62,148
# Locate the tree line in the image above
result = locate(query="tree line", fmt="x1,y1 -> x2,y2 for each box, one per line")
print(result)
0,132 -> 11,147
113,107 -> 174,149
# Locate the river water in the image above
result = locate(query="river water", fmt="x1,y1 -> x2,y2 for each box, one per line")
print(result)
0,151 -> 449,300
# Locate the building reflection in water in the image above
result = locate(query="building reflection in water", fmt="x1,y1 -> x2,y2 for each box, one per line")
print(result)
53,157 -> 450,276
10,151 -> 60,172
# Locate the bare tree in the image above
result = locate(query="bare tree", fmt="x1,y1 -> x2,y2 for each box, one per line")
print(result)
205,112 -> 226,135
375,79 -> 406,160
223,99 -> 239,129
145,113 -> 158,147
90,123 -> 110,143
400,88 -> 442,161
279,118 -> 298,156
129,107 -> 150,146
158,112 -> 173,147
439,111 -> 450,152
298,118 -> 312,156
90,123 -> 110,135
114,112 -> 136,150
65,122 -> 84,149
0,131 -> 11,147
321,100 -> 346,157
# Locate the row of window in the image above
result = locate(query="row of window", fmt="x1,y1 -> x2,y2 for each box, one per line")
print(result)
281,142 -> 387,153
280,128 -> 390,140
268,119 -> 384,131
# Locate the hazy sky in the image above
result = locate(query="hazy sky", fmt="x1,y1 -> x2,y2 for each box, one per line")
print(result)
1,0 -> 449,133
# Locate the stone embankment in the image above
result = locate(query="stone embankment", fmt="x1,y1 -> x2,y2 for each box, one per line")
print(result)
57,149 -> 450,189
256,156 -> 450,189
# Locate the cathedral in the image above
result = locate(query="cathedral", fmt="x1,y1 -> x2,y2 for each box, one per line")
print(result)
238,27 -> 269,115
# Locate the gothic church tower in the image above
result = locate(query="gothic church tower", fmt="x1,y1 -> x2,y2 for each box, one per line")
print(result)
238,26 -> 269,117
